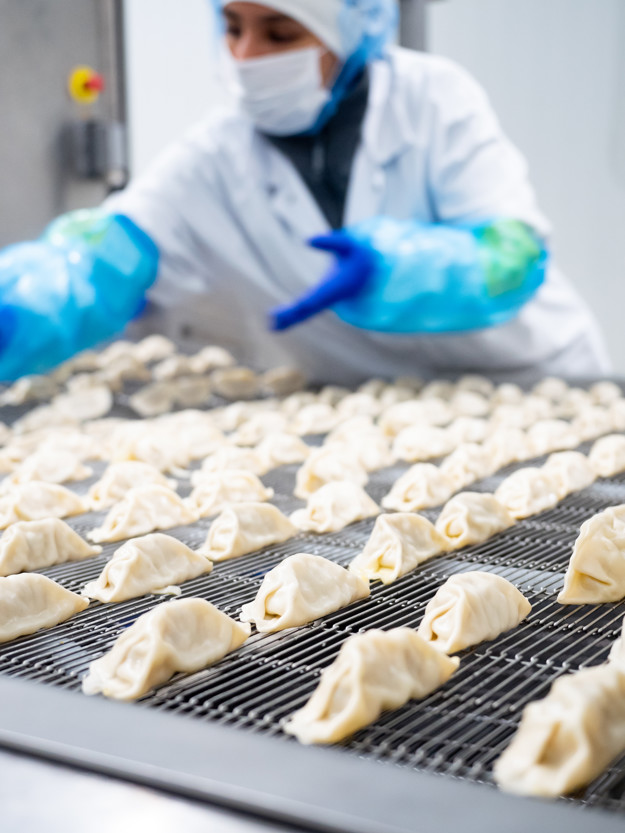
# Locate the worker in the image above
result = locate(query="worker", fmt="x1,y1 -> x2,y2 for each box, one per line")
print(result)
0,0 -> 609,384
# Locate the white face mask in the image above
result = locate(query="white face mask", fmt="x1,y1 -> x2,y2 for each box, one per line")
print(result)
226,46 -> 331,136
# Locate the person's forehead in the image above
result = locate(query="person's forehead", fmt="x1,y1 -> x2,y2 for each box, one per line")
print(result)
223,2 -> 295,19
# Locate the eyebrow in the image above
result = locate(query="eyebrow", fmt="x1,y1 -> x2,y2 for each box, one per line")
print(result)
223,10 -> 296,24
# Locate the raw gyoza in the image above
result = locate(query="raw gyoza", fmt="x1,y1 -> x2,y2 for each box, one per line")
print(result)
152,355 -> 195,381
419,380 -> 454,400
128,382 -> 177,417
571,406 -> 613,442
53,386 -> 113,421
532,376 -> 568,403
260,366 -> 306,397
132,334 -> 176,364
392,425 -> 455,463
255,432 -> 310,470
553,386 -> 592,419
240,554 -> 369,632
88,461 -> 176,510
418,571 -> 531,653
0,482 -> 87,529
494,665 -> 625,797
88,485 -> 198,544
447,417 -> 489,445
192,446 -> 267,483
0,519 -> 101,576
349,514 -> 449,584
590,381 -> 622,406
1,449 -> 92,492
610,399 -> 625,432
199,503 -> 296,562
83,533 -> 213,602
188,470 -> 274,517
435,493 -> 515,549
188,345 -> 235,373
336,393 -> 382,420
526,419 -> 579,456
0,574 -> 88,642
456,374 -> 495,398
382,464 -> 454,512
170,376 -> 212,408
325,419 -> 394,471
290,403 -> 340,436
542,451 -> 595,499
294,446 -> 368,500
491,383 -> 524,406
290,482 -> 380,533
483,427 -> 530,470
439,443 -> 495,492
111,423 -> 193,473
284,628 -> 458,744
83,598 -> 249,700
449,391 -> 490,418
211,367 -> 260,400
589,435 -> 625,477
558,505 -> 625,604
0,375 -> 58,406
231,412 -> 290,446
156,410 -> 226,460
379,398 -> 453,438
494,467 -> 560,519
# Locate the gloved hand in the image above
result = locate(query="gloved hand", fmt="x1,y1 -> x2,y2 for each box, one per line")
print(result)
0,209 -> 158,380
269,218 -> 548,334
270,231 -> 378,330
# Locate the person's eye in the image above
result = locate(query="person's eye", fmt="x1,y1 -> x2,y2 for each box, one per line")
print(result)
267,28 -> 300,44
226,25 -> 242,38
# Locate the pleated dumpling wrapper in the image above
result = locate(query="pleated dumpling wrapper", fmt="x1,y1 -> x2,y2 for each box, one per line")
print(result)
192,446 -> 268,483
589,434 -> 625,478
494,467 -> 560,519
290,481 -> 380,534
571,406 -> 613,442
188,470 -> 274,518
82,598 -> 250,700
231,412 -> 290,446
542,451 -> 596,500
0,482 -> 88,529
0,518 -> 102,576
392,425 -> 455,463
439,443 -> 495,492
526,418 -> 580,456
83,533 -> 212,603
88,485 -> 198,544
199,502 -> 297,562
381,463 -> 454,513
494,665 -> 625,797
349,514 -> 449,585
0,574 -> 88,642
88,461 -> 177,510
294,445 -> 368,500
1,449 -> 92,491
482,427 -> 530,470
558,505 -> 625,604
240,553 -> 369,632
255,432 -> 311,470
284,628 -> 459,745
418,571 -> 531,654
435,493 -> 515,549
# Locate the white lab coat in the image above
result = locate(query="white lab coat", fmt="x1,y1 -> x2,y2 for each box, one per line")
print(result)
107,47 -> 609,384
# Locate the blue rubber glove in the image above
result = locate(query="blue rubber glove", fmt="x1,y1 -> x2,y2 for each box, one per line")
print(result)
0,209 -> 158,380
270,218 -> 548,334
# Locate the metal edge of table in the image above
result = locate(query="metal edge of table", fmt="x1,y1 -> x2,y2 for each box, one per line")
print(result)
0,676 -> 621,833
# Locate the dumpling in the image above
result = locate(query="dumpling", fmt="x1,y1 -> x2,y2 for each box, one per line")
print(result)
168,375 -> 212,408
553,386 -> 593,419
132,334 -> 176,364
588,434 -> 625,477
571,406 -> 613,442
198,502 -> 297,562
378,384 -> 415,408
1,449 -> 92,492
419,380 -> 455,400
188,470 -> 274,517
558,506 -> 625,604
98,355 -> 151,388
0,518 -> 101,576
392,425 -> 455,463
526,419 -> 580,456
455,374 -> 495,398
494,467 -> 560,519
325,420 -> 394,472
155,410 -> 226,460
13,404 -> 78,435
0,482 -> 87,529
609,398 -> 625,432
483,427 -> 530,470
53,386 -> 113,421
357,378 -> 387,397
188,345 -> 235,373
231,412 -> 290,446
491,383 -> 525,406
294,446 -> 368,500
284,628 -> 458,745
494,665 -> 625,797
255,432 -> 311,470
290,403 -> 340,436
590,381 -> 622,407
240,554 -> 369,632
88,485 -> 198,544
449,391 -> 490,418
542,451 -> 595,499
152,355 -> 195,381
379,398 -> 453,438
111,424 -> 192,473
0,574 -> 88,642
280,391 -> 318,416
260,366 -> 306,397
439,443 -> 495,492
447,417 -> 489,444
532,377 -> 569,403
211,367 -> 260,400
291,482 -> 380,533
325,415 -> 377,444
0,374 -> 58,406
96,340 -> 134,367
349,514 -> 449,584
213,399 -> 279,432
381,464 -> 454,512
435,493 -> 515,549
88,461 -> 176,510
82,598 -> 249,700
192,446 -> 268,482
418,571 -> 531,653
83,533 -> 213,602
335,392 -> 382,420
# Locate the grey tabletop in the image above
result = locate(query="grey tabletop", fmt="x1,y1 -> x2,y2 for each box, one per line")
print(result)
0,748 -> 287,833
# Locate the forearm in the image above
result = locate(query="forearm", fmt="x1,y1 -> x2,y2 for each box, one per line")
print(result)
333,217 -> 548,333
0,209 -> 158,380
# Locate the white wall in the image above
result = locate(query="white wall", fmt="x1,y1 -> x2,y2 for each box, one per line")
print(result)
124,0 -> 625,372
